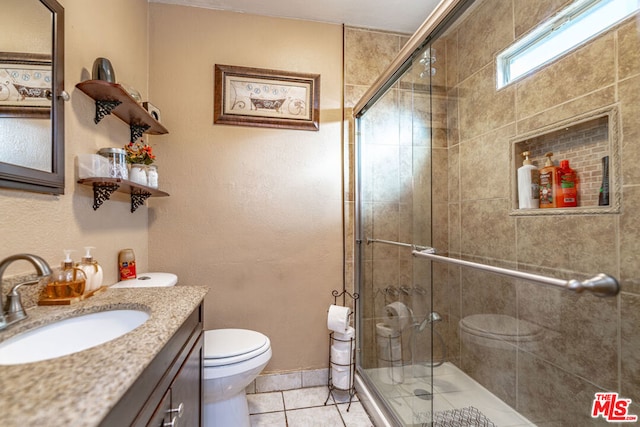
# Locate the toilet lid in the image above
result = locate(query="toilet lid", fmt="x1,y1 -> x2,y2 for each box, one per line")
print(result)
204,329 -> 270,367
460,314 -> 542,341
111,272 -> 178,288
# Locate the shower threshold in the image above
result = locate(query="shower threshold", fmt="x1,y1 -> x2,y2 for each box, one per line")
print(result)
364,362 -> 536,426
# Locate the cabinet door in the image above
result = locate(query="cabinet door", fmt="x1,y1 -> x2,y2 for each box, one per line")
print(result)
146,391 -> 172,427
170,334 -> 203,427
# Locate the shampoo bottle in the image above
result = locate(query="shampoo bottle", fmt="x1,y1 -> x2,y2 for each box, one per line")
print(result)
78,246 -> 104,293
556,159 -> 578,207
598,156 -> 609,206
517,151 -> 539,209
539,152 -> 558,208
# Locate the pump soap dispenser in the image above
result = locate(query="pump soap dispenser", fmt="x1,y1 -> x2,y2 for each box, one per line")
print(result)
78,246 -> 104,293
42,250 -> 85,299
517,151 -> 539,209
539,152 -> 558,208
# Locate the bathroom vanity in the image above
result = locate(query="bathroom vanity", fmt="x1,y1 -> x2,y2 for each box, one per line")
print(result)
0,285 -> 208,427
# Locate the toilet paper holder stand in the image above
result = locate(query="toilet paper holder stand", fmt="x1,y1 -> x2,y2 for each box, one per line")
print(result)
325,289 -> 359,411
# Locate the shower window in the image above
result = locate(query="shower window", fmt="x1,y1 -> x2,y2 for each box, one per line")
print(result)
496,0 -> 639,88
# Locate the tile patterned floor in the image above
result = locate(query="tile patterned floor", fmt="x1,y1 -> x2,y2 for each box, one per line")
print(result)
248,385 -> 374,427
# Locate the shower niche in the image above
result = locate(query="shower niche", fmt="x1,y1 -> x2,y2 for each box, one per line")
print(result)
510,105 -> 621,216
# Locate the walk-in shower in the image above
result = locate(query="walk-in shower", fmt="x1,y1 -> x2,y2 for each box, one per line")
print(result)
351,0 -> 633,425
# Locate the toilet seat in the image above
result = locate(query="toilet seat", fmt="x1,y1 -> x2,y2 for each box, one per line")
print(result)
459,314 -> 542,342
204,329 -> 270,367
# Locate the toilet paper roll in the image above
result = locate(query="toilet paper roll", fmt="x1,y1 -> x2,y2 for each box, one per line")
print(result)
331,344 -> 354,365
327,304 -> 351,333
331,365 -> 352,389
333,326 -> 355,341
332,326 -> 355,352
383,301 -> 411,331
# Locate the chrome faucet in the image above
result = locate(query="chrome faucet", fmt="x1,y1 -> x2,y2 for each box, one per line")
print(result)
0,254 -> 52,330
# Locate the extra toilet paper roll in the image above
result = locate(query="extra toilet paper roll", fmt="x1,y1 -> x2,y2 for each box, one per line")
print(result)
383,301 -> 411,331
331,364 -> 352,389
332,326 -> 355,352
327,304 -> 351,333
331,344 -> 354,365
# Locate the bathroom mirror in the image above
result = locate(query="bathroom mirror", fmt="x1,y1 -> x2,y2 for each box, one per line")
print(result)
0,0 -> 65,194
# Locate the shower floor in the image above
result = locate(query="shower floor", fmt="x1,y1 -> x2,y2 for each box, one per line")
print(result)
366,362 -> 536,426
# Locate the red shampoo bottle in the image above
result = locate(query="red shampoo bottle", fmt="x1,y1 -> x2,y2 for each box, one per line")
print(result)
555,160 -> 578,207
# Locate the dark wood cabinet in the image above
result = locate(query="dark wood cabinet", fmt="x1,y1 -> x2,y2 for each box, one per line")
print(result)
99,304 -> 204,427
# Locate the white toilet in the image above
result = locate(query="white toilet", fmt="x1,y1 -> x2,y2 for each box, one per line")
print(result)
112,273 -> 272,427
203,328 -> 272,426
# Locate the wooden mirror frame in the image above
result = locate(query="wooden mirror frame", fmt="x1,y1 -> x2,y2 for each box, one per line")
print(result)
0,0 -> 65,195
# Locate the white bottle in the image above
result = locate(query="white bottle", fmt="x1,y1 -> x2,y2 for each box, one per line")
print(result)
78,246 -> 104,293
517,151 -> 540,209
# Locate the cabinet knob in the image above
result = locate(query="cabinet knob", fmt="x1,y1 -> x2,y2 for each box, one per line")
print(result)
163,416 -> 177,427
167,402 -> 184,418
163,402 -> 183,427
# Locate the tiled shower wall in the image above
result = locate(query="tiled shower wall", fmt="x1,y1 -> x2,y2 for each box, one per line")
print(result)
344,0 -> 640,425
441,0 -> 640,424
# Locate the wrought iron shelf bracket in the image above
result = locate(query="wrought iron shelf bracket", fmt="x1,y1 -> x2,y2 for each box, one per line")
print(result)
131,191 -> 152,213
130,124 -> 151,143
92,182 -> 119,210
78,178 -> 169,213
94,100 -> 122,124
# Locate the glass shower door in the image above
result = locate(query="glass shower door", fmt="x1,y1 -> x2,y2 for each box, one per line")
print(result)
356,43 -> 437,426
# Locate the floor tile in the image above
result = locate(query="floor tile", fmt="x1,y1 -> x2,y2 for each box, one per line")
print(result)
338,402 -> 375,427
248,391 -> 284,414
283,385 -> 332,410
250,411 -> 287,427
286,405 -> 345,427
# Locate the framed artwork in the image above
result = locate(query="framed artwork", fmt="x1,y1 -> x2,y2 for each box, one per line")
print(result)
0,52 -> 52,118
214,64 -> 320,131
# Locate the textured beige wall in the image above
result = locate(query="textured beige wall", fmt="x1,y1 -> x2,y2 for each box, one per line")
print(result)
147,4 -> 344,372
0,0 -> 150,285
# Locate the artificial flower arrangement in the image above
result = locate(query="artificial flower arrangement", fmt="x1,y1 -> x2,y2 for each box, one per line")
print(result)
124,140 -> 156,165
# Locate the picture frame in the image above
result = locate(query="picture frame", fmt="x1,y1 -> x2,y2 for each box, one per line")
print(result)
0,52 -> 52,118
214,64 -> 320,131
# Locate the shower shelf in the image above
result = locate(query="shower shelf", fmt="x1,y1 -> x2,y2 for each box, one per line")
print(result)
325,289 -> 359,411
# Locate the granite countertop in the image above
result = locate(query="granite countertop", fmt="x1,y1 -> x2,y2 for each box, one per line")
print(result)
0,285 -> 208,427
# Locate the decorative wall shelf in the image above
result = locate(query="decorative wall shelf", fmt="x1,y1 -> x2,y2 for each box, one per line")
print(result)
78,177 -> 169,213
75,80 -> 168,142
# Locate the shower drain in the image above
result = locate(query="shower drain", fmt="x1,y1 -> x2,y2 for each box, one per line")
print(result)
414,388 -> 433,400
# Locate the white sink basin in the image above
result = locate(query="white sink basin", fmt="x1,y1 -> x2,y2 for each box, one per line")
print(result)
0,309 -> 149,365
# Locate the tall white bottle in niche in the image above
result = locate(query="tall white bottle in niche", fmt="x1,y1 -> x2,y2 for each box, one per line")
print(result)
518,151 -> 540,209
